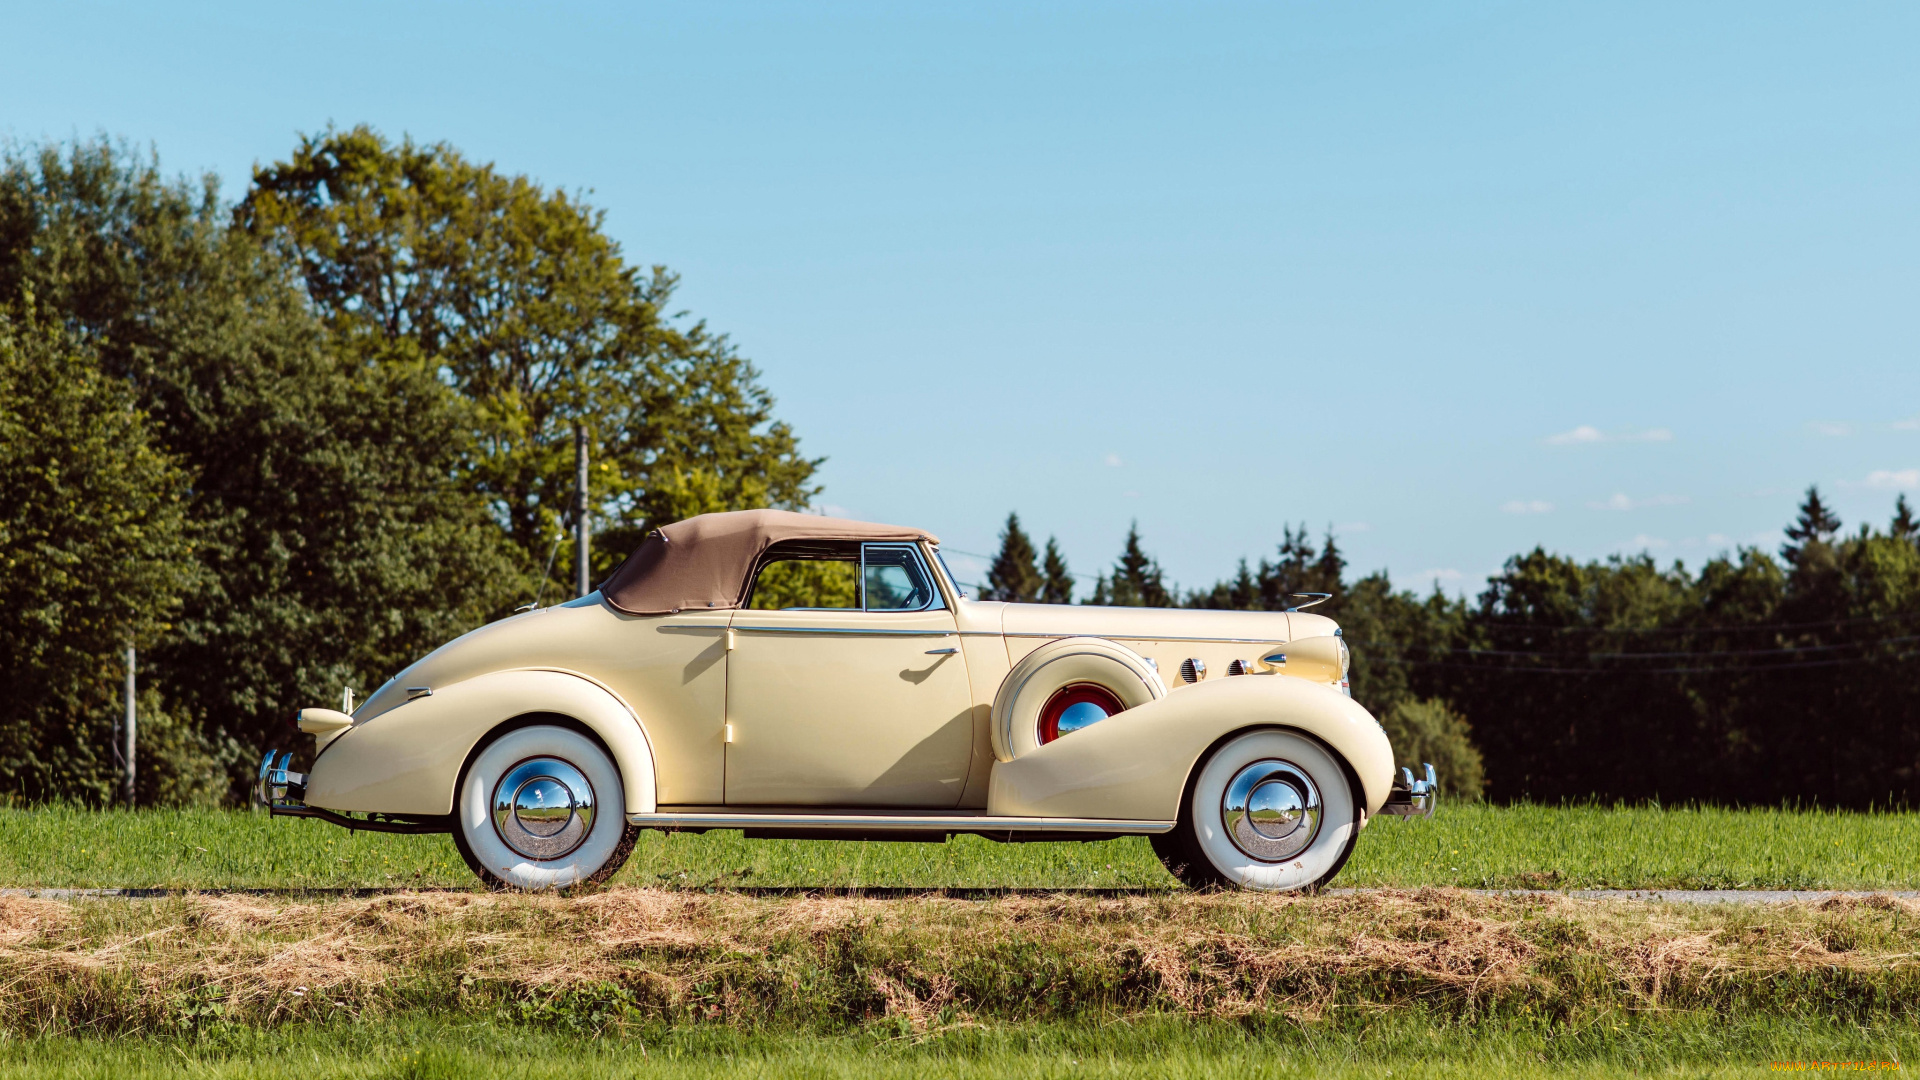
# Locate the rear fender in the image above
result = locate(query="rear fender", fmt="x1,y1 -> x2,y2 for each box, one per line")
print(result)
986,674 -> 1392,821
303,668 -> 658,816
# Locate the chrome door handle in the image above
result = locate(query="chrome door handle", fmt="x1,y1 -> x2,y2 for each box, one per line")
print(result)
924,647 -> 958,655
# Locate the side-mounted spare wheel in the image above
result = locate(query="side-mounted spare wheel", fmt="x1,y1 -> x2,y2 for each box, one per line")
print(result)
452,724 -> 639,890
991,636 -> 1168,760
1150,728 -> 1360,892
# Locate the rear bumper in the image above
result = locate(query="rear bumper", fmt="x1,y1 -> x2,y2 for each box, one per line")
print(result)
1380,763 -> 1438,819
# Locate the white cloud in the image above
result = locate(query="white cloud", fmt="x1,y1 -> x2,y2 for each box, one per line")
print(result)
1808,421 -> 1853,437
1866,469 -> 1920,490
1706,533 -> 1731,545
1628,534 -> 1670,550
1546,425 -> 1604,445
1122,490 -> 1141,498
1418,568 -> 1464,583
1103,453 -> 1123,467
1546,425 -> 1673,445
1338,521 -> 1373,533
1501,499 -> 1554,515
1894,416 -> 1920,431
1590,493 -> 1690,511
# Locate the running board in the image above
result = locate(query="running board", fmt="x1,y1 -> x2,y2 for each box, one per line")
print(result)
626,811 -> 1174,835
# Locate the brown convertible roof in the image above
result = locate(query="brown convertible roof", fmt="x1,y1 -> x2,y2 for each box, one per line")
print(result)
600,509 -> 937,616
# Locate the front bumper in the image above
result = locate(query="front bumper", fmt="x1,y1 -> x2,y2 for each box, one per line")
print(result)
255,749 -> 449,834
1380,763 -> 1438,819
256,750 -> 309,815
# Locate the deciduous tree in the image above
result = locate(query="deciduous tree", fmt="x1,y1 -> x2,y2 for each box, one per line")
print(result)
0,307 -> 210,801
239,126 -> 819,583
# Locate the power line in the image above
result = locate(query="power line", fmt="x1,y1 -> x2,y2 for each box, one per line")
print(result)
1391,649 -> 1920,675
1349,632 -> 1920,662
942,547 -> 1105,582
1465,608 -> 1920,637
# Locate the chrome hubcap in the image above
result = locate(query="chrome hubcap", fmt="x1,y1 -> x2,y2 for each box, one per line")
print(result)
491,757 -> 595,860
1055,700 -> 1110,737
1221,759 -> 1321,862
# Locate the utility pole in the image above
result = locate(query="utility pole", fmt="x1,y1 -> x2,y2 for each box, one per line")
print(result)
122,644 -> 136,807
574,422 -> 591,597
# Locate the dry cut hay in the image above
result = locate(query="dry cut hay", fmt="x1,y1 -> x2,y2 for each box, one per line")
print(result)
1,887 -> 1917,1035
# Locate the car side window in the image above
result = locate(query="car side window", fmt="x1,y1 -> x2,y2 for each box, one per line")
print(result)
746,540 -> 860,609
862,544 -> 944,612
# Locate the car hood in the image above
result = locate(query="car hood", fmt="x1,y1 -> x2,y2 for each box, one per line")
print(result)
997,602 -> 1317,643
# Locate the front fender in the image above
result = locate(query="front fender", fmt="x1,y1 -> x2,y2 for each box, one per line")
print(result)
303,668 -> 658,816
985,675 -> 1392,821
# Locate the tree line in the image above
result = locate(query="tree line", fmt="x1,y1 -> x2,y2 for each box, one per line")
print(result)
1,131 -> 816,804
978,492 -> 1920,808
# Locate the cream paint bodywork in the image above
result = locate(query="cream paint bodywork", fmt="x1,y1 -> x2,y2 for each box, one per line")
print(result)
986,673 -> 1396,819
303,667 -> 659,816
303,544 -> 1379,824
311,597 -> 728,811
724,606 -> 974,806
999,602 -> 1325,694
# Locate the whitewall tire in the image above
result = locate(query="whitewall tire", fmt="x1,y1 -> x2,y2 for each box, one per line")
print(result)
452,724 -> 639,890
992,637 -> 1167,760
1150,728 -> 1360,892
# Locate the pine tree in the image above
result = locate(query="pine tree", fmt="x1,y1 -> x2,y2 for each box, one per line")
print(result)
1186,558 -> 1257,609
983,512 -> 1043,602
1312,527 -> 1346,594
1086,575 -> 1111,605
1782,485 -> 1842,565
1040,537 -> 1074,604
1096,522 -> 1174,607
1892,494 -> 1918,542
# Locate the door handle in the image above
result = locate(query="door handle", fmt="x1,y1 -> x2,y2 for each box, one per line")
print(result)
924,647 -> 957,655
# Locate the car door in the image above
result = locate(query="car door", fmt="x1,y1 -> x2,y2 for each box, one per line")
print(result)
724,541 -> 975,807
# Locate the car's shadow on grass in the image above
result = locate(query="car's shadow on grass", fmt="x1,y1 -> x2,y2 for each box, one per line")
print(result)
4,884 -> 1191,900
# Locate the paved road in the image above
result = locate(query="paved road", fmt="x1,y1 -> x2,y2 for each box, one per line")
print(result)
5,886 -> 1917,902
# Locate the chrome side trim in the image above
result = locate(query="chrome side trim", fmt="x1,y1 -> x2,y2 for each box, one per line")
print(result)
626,811 -> 1174,834
993,631 -> 1284,645
732,626 -> 957,637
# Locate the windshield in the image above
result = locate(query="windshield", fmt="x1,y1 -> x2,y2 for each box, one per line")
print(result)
934,550 -> 970,601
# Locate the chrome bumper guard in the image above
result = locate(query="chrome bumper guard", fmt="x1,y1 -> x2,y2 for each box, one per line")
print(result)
1381,763 -> 1438,819
255,750 -> 309,816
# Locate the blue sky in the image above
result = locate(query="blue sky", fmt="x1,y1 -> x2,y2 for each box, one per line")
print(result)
9,1 -> 1919,597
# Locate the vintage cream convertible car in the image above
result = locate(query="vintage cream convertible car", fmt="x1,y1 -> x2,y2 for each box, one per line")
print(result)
259,510 -> 1436,891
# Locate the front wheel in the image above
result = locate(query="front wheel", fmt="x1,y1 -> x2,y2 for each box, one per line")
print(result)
452,724 -> 639,890
1150,728 -> 1360,892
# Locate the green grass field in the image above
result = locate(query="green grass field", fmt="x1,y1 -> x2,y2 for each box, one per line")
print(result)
3,802 -> 1915,891
1,1015 -> 1912,1079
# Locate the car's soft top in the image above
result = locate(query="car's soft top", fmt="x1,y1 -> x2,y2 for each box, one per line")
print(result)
600,508 -> 938,616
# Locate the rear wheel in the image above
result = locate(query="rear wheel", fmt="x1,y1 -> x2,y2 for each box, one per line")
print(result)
1151,729 -> 1359,892
452,724 -> 639,890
